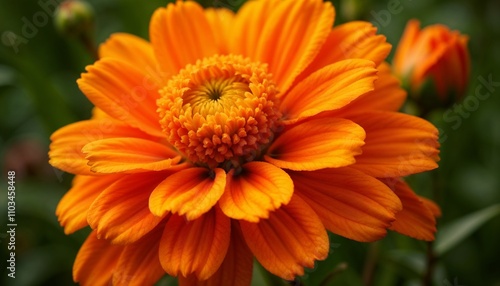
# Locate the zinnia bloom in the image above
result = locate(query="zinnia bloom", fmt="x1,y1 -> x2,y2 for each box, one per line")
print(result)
393,19 -> 470,104
49,1 -> 441,285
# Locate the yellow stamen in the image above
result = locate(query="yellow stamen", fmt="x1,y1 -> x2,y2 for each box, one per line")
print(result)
157,54 -> 281,169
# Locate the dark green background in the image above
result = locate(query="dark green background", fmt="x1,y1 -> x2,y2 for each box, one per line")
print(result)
1,0 -> 499,285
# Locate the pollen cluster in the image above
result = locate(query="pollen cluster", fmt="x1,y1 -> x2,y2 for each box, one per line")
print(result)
157,54 -> 282,169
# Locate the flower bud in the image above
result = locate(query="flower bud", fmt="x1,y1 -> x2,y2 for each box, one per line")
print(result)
339,0 -> 366,21
54,0 -> 95,37
393,19 -> 470,109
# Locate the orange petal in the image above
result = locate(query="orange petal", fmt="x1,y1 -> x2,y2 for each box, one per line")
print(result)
419,196 -> 442,217
82,138 -> 181,174
298,21 -> 391,83
231,0 -> 334,93
149,168 -> 226,220
383,179 -> 437,240
74,231 -> 123,286
159,207 -> 230,280
49,119 -> 154,175
281,59 -> 377,123
56,174 -> 121,234
113,223 -> 166,286
90,107 -> 110,120
429,34 -> 470,100
410,46 -> 447,92
346,111 -> 440,177
78,58 -> 164,138
99,33 -> 153,66
178,221 -> 253,286
338,62 -> 407,113
150,1 -> 219,76
240,195 -> 329,280
291,167 -> 402,242
87,172 -> 169,244
204,8 -> 235,55
219,162 -> 293,222
99,33 -> 165,89
393,20 -> 421,77
265,118 -> 365,171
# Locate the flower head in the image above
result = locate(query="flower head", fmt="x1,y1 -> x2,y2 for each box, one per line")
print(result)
49,1 -> 441,285
157,54 -> 282,170
393,19 -> 470,106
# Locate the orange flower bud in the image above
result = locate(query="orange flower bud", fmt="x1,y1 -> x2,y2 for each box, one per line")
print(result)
393,20 -> 470,107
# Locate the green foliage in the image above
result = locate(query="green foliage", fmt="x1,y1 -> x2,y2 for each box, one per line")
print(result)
435,204 -> 500,256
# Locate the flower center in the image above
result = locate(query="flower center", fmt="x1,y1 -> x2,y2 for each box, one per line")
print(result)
157,54 -> 282,170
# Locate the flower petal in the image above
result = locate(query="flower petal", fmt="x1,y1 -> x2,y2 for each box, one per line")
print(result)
78,58 -> 164,137
99,33 -> 165,89
345,111 -> 440,177
428,33 -> 470,99
90,107 -> 110,120
159,207 -> 230,280
74,231 -> 123,286
204,8 -> 235,55
87,172 -> 169,244
219,161 -> 293,222
113,223 -> 166,286
240,195 -> 329,280
178,221 -> 253,286
337,62 -> 407,113
291,167 -> 402,242
420,195 -> 442,217
149,168 -> 226,220
265,118 -> 365,171
281,59 -> 377,123
231,0 -> 334,93
56,174 -> 121,234
393,20 -> 420,77
49,119 -> 155,175
383,179 -> 438,240
150,1 -> 219,76
82,138 -> 182,174
299,21 -> 391,82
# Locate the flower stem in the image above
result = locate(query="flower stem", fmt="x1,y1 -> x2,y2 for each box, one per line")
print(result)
362,242 -> 379,286
78,31 -> 98,61
423,241 -> 436,286
319,262 -> 349,286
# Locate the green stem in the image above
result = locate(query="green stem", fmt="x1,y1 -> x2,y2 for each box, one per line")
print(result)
78,30 -> 98,61
423,170 -> 440,286
319,262 -> 349,286
423,241 -> 436,286
362,242 -> 379,286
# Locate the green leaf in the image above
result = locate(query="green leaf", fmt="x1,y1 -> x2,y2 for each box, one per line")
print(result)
435,204 -> 500,256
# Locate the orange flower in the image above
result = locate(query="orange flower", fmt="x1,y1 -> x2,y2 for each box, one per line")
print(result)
393,19 -> 470,103
49,1 -> 441,285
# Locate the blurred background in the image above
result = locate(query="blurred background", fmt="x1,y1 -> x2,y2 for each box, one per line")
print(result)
0,0 -> 499,285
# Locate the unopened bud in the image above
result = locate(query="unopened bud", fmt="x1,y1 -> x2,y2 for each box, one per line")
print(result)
339,0 -> 366,21
393,19 -> 470,112
54,0 -> 94,37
